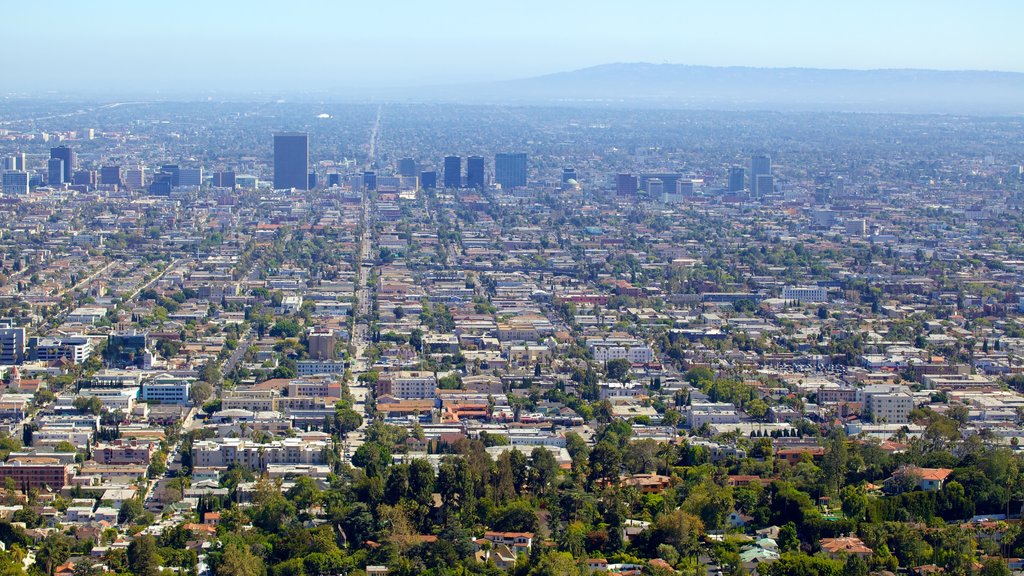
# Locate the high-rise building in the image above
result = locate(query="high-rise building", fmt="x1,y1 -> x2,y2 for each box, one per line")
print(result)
1,158 -> 13,171
214,171 -> 236,188
755,174 -> 774,197
397,157 -> 417,177
126,168 -> 146,190
728,167 -> 745,192
751,155 -> 771,196
308,172 -> 318,190
326,173 -> 341,188
308,328 -> 338,360
0,320 -> 25,365
47,158 -> 65,186
443,156 -> 461,188
363,171 -> 377,191
616,173 -> 638,196
100,166 -> 122,186
562,167 -> 577,184
495,153 -> 527,189
420,171 -> 437,189
73,170 -> 96,187
466,156 -> 485,189
50,145 -> 75,183
273,132 -> 309,190
178,167 -> 203,187
2,171 -> 29,195
12,153 -> 25,171
160,164 -> 180,187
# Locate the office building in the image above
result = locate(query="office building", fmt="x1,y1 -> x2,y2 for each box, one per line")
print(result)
100,166 -> 122,186
178,167 -> 203,187
0,321 -> 25,365
308,328 -> 338,360
495,152 -> 527,189
616,173 -> 638,196
647,178 -> 664,196
12,153 -> 25,171
2,171 -> 29,195
755,174 -> 774,197
326,173 -> 341,188
728,167 -> 745,192
50,145 -> 75,183
105,330 -> 148,369
443,156 -> 461,188
214,170 -> 236,188
1,158 -> 14,171
159,164 -> 180,187
466,156 -> 485,189
420,170 -> 437,189
398,157 -> 417,177
751,154 -> 771,196
125,167 -> 145,190
308,172 -> 318,190
273,132 -> 309,190
73,170 -> 96,188
363,171 -> 377,191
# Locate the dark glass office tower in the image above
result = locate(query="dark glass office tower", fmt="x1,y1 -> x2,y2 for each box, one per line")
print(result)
274,132 -> 309,190
49,145 -> 75,183
751,154 -> 771,196
443,155 -> 461,188
495,153 -> 527,188
398,157 -> 417,177
728,167 -> 745,192
466,156 -> 485,189
47,158 -> 64,186
420,171 -> 437,189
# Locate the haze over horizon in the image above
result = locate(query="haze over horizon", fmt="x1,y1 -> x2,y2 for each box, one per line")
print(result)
3,0 -> 1022,97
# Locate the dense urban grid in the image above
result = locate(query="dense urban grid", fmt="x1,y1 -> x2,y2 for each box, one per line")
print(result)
0,101 -> 1023,576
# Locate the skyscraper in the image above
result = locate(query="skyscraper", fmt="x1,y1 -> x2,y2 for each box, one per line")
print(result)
728,167 -> 745,192
562,167 -> 577,184
494,153 -> 527,189
443,156 -> 461,188
616,173 -> 638,196
397,157 -> 417,177
420,171 -> 437,189
273,132 -> 309,190
466,156 -> 485,189
47,158 -> 65,186
100,166 -> 122,186
12,153 -> 25,171
50,145 -> 75,183
363,171 -> 377,191
751,154 -> 771,196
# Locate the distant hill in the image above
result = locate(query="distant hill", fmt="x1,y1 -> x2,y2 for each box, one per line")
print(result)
410,63 -> 1024,114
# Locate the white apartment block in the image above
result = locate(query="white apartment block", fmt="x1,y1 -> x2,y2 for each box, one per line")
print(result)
192,435 -> 329,471
686,402 -> 741,429
781,286 -> 828,303
858,384 -> 914,424
587,337 -> 655,364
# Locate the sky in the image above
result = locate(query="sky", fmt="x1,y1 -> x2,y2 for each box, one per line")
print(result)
3,0 -> 1020,96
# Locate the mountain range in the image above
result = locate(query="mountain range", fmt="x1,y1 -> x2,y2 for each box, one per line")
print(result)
396,63 -> 1024,114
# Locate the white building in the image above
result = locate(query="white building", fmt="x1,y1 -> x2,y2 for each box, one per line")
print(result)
32,336 -> 93,364
858,384 -> 914,424
686,402 -> 741,429
587,337 -> 655,364
140,374 -> 193,405
192,434 -> 329,471
781,286 -> 828,303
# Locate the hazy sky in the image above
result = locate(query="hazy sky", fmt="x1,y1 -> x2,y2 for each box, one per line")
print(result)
5,0 -> 1020,95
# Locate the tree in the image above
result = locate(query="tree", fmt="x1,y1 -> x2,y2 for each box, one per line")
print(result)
844,555 -> 869,576
980,557 -> 1011,576
190,381 -> 214,405
36,534 -> 72,576
530,551 -> 585,576
778,522 -> 799,553
286,476 -> 322,510
605,358 -> 631,382
127,534 -> 160,576
217,541 -> 264,576
840,485 -> 867,523
73,396 -> 103,415
118,498 -> 143,524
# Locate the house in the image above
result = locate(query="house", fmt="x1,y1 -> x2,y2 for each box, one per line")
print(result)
885,466 -> 953,492
819,536 -> 873,559
728,511 -> 753,529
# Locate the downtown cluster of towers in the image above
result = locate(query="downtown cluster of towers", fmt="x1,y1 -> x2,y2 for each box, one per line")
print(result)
274,132 -> 528,192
